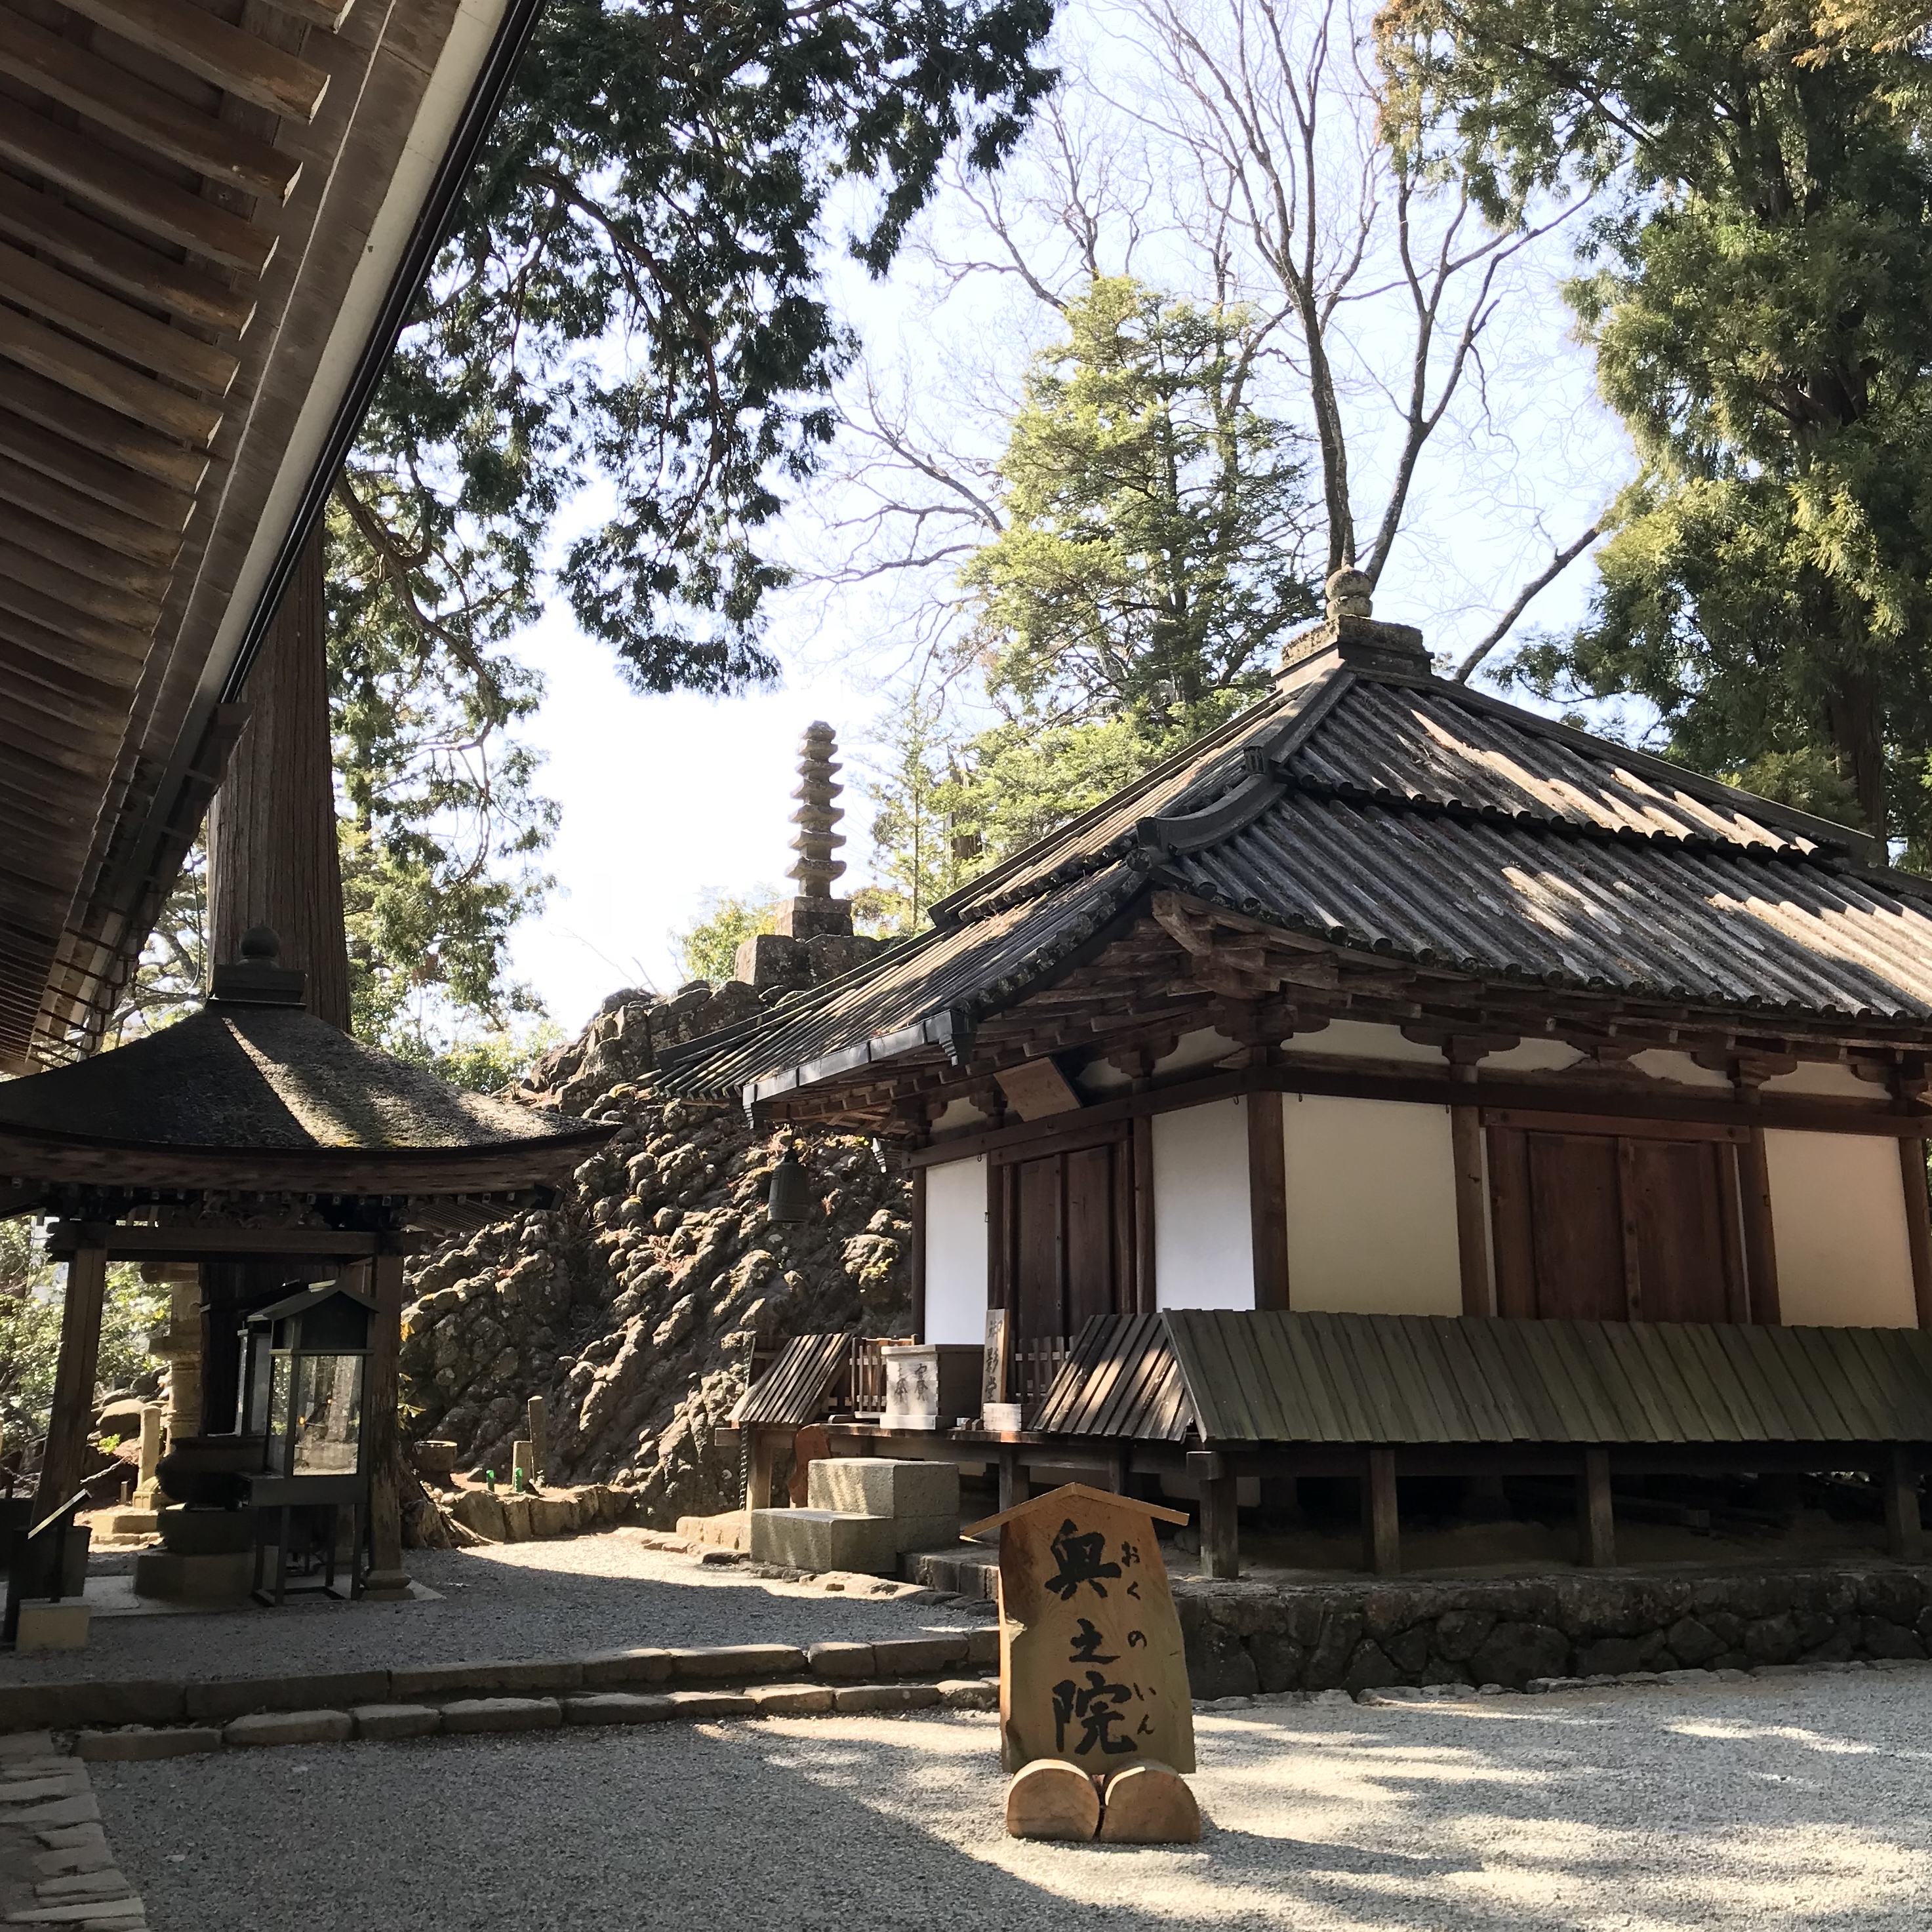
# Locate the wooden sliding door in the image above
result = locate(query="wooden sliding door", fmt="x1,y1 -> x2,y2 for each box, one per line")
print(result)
993,1129 -> 1135,1342
1488,1114 -> 1750,1323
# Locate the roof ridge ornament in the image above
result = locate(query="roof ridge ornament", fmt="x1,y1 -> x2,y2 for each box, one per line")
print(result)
1276,567 -> 1430,679
208,925 -> 307,1007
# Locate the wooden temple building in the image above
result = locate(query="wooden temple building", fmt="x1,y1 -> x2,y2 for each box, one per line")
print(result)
0,929 -> 605,1592
669,574 -> 1932,1575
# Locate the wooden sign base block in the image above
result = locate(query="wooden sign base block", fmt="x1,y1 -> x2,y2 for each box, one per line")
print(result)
1097,1760 -> 1200,1844
1005,1758 -> 1101,1841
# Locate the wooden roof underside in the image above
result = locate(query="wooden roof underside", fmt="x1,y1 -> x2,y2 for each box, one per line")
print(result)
0,0 -> 527,1069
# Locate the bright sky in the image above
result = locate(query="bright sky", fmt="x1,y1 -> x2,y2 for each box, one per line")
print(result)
498,0 -> 1636,1039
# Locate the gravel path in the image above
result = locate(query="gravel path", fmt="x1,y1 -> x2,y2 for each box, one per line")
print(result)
0,1535 -> 989,1687
93,1670 -> 1932,1931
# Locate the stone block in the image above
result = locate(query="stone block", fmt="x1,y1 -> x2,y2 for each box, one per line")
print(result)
937,1680 -> 999,1711
154,1509 -> 252,1556
807,1642 -> 875,1680
438,1698 -> 563,1735
350,1705 -> 441,1741
772,896 -> 851,940
661,1691 -> 755,1719
1468,1622 -> 1570,1690
832,1683 -> 943,1713
870,1636 -> 969,1676
8,1794 -> 98,1828
0,1683 -> 186,1734
186,1672 -> 390,1723
563,1695 -> 679,1726
748,1509 -> 898,1575
807,1459 -> 959,1521
529,1496 -> 578,1538
15,1603 -> 89,1652
735,931 -> 810,990
664,1644 -> 806,1681
76,1729 -> 221,1762
1186,1623 -> 1260,1700
390,1659 -> 583,1699
966,1628 -> 999,1666
224,1710 -> 354,1748
579,1648 -> 674,1688
744,1683 -> 835,1715
130,1550 -> 252,1605
447,1491 -> 508,1540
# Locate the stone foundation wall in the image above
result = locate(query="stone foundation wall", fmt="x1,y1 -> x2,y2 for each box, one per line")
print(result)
1174,1565 -> 1932,1697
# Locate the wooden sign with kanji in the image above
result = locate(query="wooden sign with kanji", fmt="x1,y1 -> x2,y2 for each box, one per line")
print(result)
963,1483 -> 1195,1775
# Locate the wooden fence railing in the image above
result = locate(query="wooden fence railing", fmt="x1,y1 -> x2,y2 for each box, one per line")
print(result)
847,1338 -> 890,1416
1010,1335 -> 1071,1421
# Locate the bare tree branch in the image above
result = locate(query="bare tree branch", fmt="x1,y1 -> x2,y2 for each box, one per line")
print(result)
1453,520 -> 1605,682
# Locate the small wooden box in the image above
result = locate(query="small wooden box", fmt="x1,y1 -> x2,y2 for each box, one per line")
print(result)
881,1344 -> 984,1428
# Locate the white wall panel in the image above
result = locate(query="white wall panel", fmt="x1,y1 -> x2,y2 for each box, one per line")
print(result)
1281,1095 -> 1462,1316
1153,1098 -> 1254,1309
923,1154 -> 990,1344
1763,1131 -> 1918,1327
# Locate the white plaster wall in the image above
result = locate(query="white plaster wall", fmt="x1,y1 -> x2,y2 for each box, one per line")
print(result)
1763,1131 -> 1919,1327
1762,1062 -> 1874,1098
928,1097 -> 991,1137
1630,1049 -> 1733,1090
1153,1028 -> 1239,1078
1482,1039 -> 1584,1074
923,1155 -> 990,1344
1281,1095 -> 1464,1316
1286,1019 -> 1445,1065
1153,1097 -> 1255,1309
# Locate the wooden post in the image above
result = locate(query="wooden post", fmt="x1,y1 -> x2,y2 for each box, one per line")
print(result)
997,1448 -> 1028,1515
1883,1444 -> 1923,1563
1188,1449 -> 1238,1579
1132,1112 -> 1157,1314
1732,1069 -> 1781,1324
1899,1138 -> 1932,1329
910,1165 -> 928,1341
1247,1090 -> 1289,1310
205,521 -> 351,1028
363,1250 -> 408,1596
1449,1058 -> 1493,1316
1577,1448 -> 1616,1567
745,1426 -> 778,1514
1363,1449 -> 1400,1577
34,1243 -> 108,1514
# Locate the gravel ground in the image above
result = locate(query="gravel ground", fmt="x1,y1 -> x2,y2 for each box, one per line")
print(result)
0,1535 -> 989,1687
94,1670 -> 1932,1931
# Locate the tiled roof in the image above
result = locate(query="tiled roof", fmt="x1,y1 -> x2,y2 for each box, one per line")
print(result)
658,626 -> 1931,1104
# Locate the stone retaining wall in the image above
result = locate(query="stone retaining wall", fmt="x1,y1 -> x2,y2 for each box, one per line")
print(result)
1175,1565 -> 1932,1697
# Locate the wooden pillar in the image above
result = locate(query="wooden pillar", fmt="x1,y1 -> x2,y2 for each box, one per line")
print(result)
1132,1112 -> 1157,1314
1247,1090 -> 1289,1310
363,1249 -> 407,1594
1899,1138 -> 1932,1329
1883,1444 -> 1923,1563
1449,1062 -> 1493,1316
997,1447 -> 1029,1514
1362,1448 -> 1399,1577
744,1426 -> 782,1514
1189,1450 -> 1238,1579
1577,1448 -> 1615,1568
205,521 -> 351,1029
34,1243 -> 108,1514
910,1165 -> 928,1342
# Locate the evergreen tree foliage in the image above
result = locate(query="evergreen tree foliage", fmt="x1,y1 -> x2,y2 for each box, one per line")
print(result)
1381,0 -> 1932,850
962,277 -> 1320,729
673,889 -> 783,982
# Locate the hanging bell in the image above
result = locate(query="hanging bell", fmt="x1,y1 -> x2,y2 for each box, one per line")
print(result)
767,1144 -> 814,1223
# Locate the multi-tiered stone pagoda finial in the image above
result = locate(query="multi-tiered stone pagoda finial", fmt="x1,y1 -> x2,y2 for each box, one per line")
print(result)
776,721 -> 853,939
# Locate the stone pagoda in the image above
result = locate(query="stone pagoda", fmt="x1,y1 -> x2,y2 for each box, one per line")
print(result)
735,723 -> 886,992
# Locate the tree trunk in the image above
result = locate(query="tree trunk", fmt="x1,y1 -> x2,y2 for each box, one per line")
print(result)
205,521 -> 351,1028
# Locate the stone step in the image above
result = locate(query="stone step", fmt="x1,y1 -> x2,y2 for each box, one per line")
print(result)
807,1459 -> 960,1521
906,1546 -> 998,1600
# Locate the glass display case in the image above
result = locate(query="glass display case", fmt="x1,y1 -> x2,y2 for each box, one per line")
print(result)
239,1281 -> 374,1477
237,1281 -> 376,1604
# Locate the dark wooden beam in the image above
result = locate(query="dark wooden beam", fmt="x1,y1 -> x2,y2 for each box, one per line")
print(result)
59,0 -> 334,123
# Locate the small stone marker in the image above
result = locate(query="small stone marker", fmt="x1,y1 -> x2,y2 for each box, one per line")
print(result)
1004,1758 -> 1100,1841
963,1482 -> 1196,1779
1097,1760 -> 1200,1843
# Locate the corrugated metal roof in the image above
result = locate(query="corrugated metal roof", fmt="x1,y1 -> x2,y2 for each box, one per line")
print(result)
1171,795 -> 1932,1018
654,655 -> 1930,1104
731,1332 -> 853,1427
1284,682 -> 1815,851
1033,1310 -> 1932,1444
658,865 -> 1142,1099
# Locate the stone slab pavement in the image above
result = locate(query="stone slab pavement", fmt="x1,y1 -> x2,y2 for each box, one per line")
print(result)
92,1669 -> 1932,1931
0,1534 -> 990,1691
